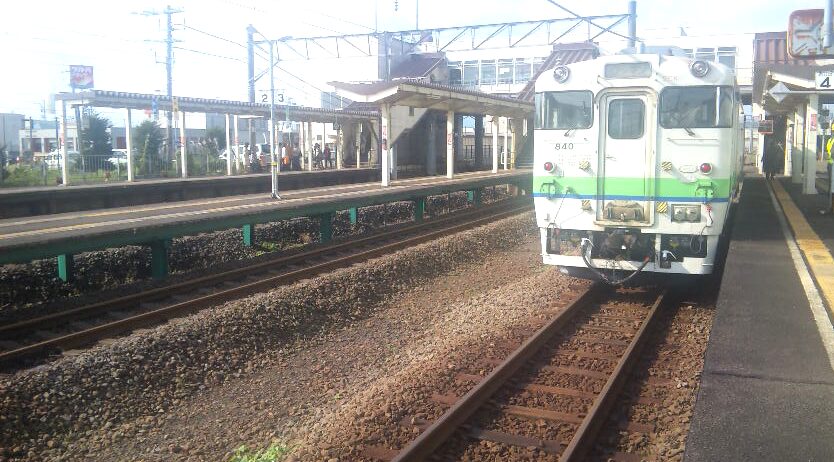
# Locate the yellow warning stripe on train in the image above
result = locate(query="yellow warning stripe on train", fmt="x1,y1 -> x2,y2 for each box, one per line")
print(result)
771,180 -> 834,313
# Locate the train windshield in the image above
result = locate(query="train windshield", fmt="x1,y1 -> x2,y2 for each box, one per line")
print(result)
659,86 -> 734,128
535,91 -> 593,130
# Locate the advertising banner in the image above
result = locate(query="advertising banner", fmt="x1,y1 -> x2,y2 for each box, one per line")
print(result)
69,65 -> 94,89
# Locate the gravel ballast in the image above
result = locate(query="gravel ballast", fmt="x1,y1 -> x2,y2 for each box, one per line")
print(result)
0,189 -> 500,321
0,207 -> 537,461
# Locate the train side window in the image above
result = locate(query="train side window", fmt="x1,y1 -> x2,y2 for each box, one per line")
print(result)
607,99 -> 644,139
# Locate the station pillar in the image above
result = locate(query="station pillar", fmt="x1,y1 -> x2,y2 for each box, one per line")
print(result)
233,115 -> 241,172
413,197 -> 425,223
149,240 -> 170,280
179,111 -> 188,178
492,116 -> 499,173
381,104 -> 391,186
446,110 -> 455,179
60,100 -> 69,186
804,94 -> 820,194
125,109 -> 134,182
391,144 -> 398,180
792,108 -> 803,184
57,254 -> 74,283
225,114 -> 232,176
306,122 -> 314,171
349,207 -> 358,225
319,212 -> 334,243
474,116 -> 484,170
336,124 -> 343,170
427,115 -> 437,176
503,117 -> 509,170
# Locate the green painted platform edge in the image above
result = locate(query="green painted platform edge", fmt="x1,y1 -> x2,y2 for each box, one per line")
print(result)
1,173 -> 532,265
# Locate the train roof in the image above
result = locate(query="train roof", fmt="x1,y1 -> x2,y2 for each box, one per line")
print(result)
534,53 -> 736,94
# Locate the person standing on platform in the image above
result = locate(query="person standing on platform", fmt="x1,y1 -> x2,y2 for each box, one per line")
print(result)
323,144 -> 332,169
762,139 -> 781,180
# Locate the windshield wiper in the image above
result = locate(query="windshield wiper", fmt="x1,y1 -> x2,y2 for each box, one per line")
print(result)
683,127 -> 696,137
564,127 -> 575,137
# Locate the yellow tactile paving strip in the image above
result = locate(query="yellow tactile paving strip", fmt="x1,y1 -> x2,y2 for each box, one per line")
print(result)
771,180 -> 834,314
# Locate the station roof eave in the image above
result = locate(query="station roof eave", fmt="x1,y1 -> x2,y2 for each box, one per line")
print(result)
54,90 -> 378,123
328,80 -> 534,119
760,70 -> 834,115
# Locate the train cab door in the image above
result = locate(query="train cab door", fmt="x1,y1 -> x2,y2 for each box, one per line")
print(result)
596,91 -> 655,226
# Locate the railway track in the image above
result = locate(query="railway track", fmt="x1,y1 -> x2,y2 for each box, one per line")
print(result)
0,198 -> 531,370
365,284 -> 670,461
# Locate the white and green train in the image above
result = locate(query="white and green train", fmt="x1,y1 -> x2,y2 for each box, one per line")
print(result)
533,52 -> 743,284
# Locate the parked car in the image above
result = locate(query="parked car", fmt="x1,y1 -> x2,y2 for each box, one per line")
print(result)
108,149 -> 128,167
38,150 -> 79,169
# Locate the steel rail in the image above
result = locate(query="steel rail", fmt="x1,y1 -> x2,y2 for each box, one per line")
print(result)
392,287 -> 668,462
0,201 -> 531,367
560,289 -> 668,461
0,198 -> 526,339
392,283 -> 602,462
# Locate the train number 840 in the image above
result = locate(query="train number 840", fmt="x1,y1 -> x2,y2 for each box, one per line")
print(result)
554,143 -> 575,150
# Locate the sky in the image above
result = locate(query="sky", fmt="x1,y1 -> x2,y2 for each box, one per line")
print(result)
0,0 -> 826,121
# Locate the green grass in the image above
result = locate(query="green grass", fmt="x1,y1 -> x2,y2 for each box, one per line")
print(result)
229,442 -> 291,462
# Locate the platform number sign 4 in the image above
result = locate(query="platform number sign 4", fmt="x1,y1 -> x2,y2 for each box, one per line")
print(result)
816,71 -> 834,90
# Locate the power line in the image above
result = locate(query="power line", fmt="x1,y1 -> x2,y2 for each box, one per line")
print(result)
181,24 -> 249,50
173,46 -> 246,62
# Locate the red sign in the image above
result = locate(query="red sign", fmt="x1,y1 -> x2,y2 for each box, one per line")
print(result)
69,65 -> 94,89
788,9 -> 834,59
758,119 -> 774,134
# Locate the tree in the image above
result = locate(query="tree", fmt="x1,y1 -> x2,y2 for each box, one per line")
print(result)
79,112 -> 113,171
132,120 -> 164,176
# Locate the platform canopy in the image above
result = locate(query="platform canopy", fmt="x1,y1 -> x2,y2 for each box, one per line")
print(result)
328,80 -> 534,119
54,90 -> 378,123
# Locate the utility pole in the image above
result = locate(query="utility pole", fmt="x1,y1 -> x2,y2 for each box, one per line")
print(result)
137,5 -> 182,162
166,5 -> 176,162
247,25 -> 256,149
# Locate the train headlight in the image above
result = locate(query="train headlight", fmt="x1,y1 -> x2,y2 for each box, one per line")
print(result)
553,65 -> 570,83
543,161 -> 556,173
671,204 -> 702,222
690,60 -> 710,77
699,162 -> 713,174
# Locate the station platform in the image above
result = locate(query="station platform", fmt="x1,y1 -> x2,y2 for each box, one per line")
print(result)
0,168 -> 380,219
0,170 -> 531,278
684,175 -> 834,461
